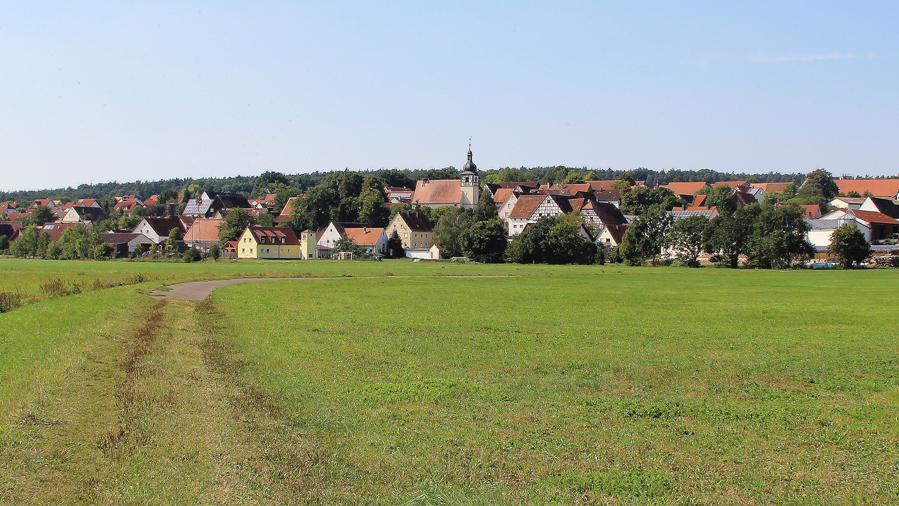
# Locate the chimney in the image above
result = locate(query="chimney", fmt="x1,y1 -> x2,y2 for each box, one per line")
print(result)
363,226 -> 368,233
167,203 -> 176,217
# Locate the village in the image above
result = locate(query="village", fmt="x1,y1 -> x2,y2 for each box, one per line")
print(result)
1,148 -> 898,267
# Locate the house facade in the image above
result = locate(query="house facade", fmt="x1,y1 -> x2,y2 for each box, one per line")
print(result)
343,226 -> 388,255
132,216 -> 189,244
506,194 -> 571,237
385,211 -> 434,257
183,218 -> 224,252
237,226 -> 301,259
60,206 -> 106,224
101,232 -> 154,257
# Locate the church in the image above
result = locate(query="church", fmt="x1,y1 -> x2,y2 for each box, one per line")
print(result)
410,144 -> 480,209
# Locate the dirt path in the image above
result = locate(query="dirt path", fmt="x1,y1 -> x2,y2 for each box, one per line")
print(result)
152,275 -> 514,301
151,277 -> 302,300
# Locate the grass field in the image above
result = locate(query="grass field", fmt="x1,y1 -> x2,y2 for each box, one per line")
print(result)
0,258 -> 896,503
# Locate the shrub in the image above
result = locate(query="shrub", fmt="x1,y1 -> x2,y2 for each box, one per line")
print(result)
208,244 -> 221,261
183,247 -> 203,263
40,279 -> 69,298
0,291 -> 23,313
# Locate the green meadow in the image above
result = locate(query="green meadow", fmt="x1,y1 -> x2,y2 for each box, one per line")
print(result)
0,258 -> 896,503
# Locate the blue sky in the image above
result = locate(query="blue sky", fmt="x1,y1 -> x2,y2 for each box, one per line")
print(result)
1,1 -> 897,190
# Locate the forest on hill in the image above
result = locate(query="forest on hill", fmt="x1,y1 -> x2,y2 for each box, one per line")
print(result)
0,166 -> 811,202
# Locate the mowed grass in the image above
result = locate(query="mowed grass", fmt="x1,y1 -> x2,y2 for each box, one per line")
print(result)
0,259 -> 896,503
0,257 -> 538,306
207,268 -> 899,503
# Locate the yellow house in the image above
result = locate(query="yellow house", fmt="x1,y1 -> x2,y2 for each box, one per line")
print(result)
237,226 -> 301,259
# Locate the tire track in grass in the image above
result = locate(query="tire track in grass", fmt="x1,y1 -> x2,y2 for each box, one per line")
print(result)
99,299 -> 167,453
194,297 -> 348,503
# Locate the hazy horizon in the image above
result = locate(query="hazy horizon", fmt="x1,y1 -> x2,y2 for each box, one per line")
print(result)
2,2 -> 897,191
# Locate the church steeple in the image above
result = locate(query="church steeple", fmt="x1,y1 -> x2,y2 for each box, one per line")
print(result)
459,139 -> 480,208
463,138 -> 477,173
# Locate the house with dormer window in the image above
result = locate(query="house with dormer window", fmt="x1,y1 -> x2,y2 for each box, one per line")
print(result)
237,225 -> 301,259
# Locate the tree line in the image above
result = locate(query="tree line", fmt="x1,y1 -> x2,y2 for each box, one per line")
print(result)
6,165 -> 855,204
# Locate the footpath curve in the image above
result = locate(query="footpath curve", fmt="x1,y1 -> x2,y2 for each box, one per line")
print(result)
150,275 -> 513,301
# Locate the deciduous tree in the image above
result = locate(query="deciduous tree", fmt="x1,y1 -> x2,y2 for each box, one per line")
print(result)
828,224 -> 870,268
459,218 -> 507,263
665,215 -> 709,267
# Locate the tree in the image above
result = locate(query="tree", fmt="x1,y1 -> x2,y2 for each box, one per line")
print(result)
800,169 -> 839,201
253,171 -> 291,196
703,204 -> 760,268
30,206 -> 54,226
619,206 -> 673,265
432,207 -> 475,258
665,216 -> 709,267
386,230 -> 404,258
358,183 -> 390,226
256,212 -> 275,227
704,187 -> 737,215
619,187 -> 679,215
613,175 -> 635,191
273,188 -> 300,216
828,225 -> 870,268
208,243 -> 221,261
476,190 -> 498,221
93,243 -> 114,260
483,167 -> 529,183
10,225 -> 41,258
459,219 -> 507,263
166,227 -> 182,255
747,205 -> 813,268
218,209 -> 254,242
505,215 -> 596,264
505,217 -> 553,264
295,184 -> 339,230
563,169 -> 585,184
543,214 -> 596,264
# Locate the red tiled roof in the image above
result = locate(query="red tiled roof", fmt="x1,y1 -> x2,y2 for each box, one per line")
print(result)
585,180 -> 620,191
144,195 -> 160,206
342,226 -> 384,247
113,198 -> 142,212
412,179 -> 461,205
247,226 -> 300,245
751,182 -> 791,193
277,197 -> 300,221
851,210 -> 899,225
712,180 -> 747,189
663,182 -> 709,196
492,188 -> 515,206
801,205 -> 822,219
835,178 -> 899,198
184,219 -> 224,243
41,222 -> 80,241
508,195 -> 548,219
28,199 -> 52,210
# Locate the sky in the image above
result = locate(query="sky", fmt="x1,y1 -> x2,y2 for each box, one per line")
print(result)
1,1 -> 898,191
